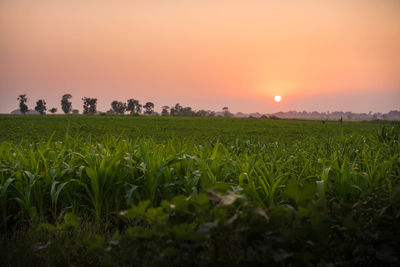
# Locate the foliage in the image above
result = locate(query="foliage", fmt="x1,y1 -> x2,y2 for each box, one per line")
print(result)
17,94 -> 28,115
161,105 -> 169,116
34,99 -> 47,115
170,103 -> 198,116
223,106 -> 233,117
0,115 -> 387,143
1,186 -> 399,265
60,94 -> 72,114
143,102 -> 154,115
170,103 -> 183,116
126,99 -> 142,115
0,116 -> 399,265
110,101 -> 126,114
49,108 -> 57,114
82,97 -> 98,114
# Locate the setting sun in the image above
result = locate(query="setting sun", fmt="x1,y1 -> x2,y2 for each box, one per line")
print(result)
0,1 -> 399,114
274,95 -> 282,103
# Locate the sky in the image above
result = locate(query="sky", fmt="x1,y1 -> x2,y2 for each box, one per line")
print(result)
1,0 -> 399,114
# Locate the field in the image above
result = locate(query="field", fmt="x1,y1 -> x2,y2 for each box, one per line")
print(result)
0,115 -> 399,266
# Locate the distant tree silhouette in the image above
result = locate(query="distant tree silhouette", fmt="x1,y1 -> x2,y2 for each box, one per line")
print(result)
49,108 -> 57,114
111,101 -> 126,114
196,109 -> 207,117
35,99 -> 47,115
222,107 -> 233,117
135,102 -> 142,114
161,106 -> 170,116
61,94 -> 72,114
17,94 -> 28,115
72,109 -> 79,114
82,97 -> 97,114
126,99 -> 142,115
126,99 -> 136,114
170,103 -> 183,116
143,102 -> 155,115
175,103 -> 183,114
182,107 -> 194,116
168,103 -> 199,116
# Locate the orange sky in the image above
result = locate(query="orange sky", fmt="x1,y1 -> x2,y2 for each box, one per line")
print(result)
1,0 -> 399,113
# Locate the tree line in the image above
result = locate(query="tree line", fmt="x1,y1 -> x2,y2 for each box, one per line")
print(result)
16,94 -> 229,117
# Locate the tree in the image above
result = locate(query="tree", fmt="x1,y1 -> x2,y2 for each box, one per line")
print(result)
126,99 -> 142,115
111,101 -> 126,114
170,103 -> 183,116
17,94 -> 28,115
126,99 -> 136,114
143,102 -> 155,115
135,102 -> 142,114
161,106 -> 170,116
222,107 -> 233,117
182,107 -> 194,116
196,109 -> 208,117
49,108 -> 57,114
61,94 -> 72,114
35,99 -> 47,115
82,97 -> 97,114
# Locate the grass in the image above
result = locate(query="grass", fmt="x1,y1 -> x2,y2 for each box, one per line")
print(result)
0,115 -> 399,266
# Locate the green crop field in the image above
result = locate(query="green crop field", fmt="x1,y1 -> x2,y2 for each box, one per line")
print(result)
1,115 -> 399,266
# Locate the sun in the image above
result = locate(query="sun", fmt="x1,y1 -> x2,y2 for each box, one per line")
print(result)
274,95 -> 282,102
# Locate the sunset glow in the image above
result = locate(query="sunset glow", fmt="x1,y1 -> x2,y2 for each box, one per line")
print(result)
274,96 -> 282,103
0,0 -> 399,113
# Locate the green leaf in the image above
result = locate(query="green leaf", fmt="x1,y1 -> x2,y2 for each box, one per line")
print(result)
63,212 -> 79,228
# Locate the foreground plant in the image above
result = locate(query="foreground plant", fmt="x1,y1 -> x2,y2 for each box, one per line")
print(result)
0,120 -> 399,265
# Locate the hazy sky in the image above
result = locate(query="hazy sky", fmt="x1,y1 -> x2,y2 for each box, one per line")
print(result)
1,0 -> 399,114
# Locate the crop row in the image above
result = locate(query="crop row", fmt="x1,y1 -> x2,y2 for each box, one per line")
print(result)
1,127 -> 398,229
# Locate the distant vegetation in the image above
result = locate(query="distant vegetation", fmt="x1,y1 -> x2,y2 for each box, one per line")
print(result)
17,94 -> 28,115
82,97 -> 98,114
34,99 -> 46,115
61,94 -> 72,114
11,94 -> 400,119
